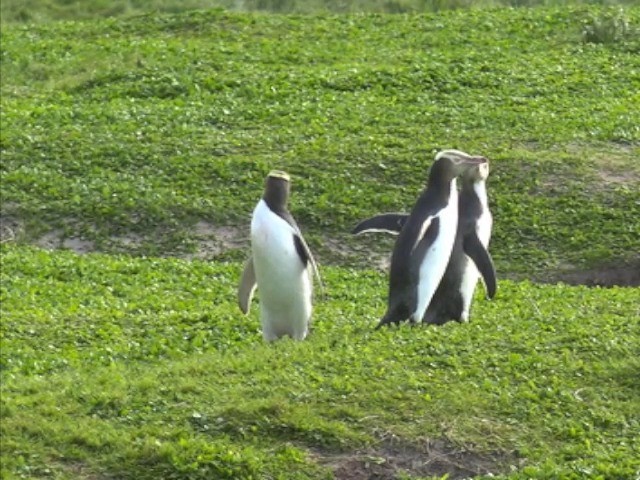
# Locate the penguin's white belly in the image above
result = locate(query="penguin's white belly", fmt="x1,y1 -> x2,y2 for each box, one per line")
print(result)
414,192 -> 459,322
459,209 -> 492,321
251,200 -> 312,341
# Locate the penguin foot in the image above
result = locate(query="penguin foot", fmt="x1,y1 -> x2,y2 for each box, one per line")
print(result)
374,320 -> 389,330
375,318 -> 399,330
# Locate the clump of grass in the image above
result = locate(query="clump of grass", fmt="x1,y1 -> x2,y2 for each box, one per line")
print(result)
582,8 -> 632,44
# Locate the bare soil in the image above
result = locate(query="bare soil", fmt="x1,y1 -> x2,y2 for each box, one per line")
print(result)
317,438 -> 520,480
189,220 -> 249,259
550,259 -> 640,288
1,217 -> 637,287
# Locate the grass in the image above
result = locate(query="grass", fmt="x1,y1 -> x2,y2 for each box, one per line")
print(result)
2,244 -> 640,479
1,6 -> 639,276
1,4 -> 640,479
1,0 -> 639,23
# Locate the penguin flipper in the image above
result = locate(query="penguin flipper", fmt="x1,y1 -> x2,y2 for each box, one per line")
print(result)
410,215 -> 439,256
279,210 -> 323,294
293,233 -> 324,295
238,257 -> 257,314
351,213 -> 408,235
463,233 -> 497,299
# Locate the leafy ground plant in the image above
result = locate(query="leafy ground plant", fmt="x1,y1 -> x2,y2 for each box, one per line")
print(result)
582,7 -> 633,44
1,0 -> 639,23
1,244 -> 640,479
1,6 -> 639,279
1,4 -> 640,480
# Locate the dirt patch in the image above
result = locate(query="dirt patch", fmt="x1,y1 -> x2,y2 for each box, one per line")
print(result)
0,216 -> 22,243
3,215 -> 637,288
552,259 -> 640,288
109,232 -> 144,250
0,216 -> 249,258
597,169 -> 639,185
35,229 -> 66,249
315,233 -> 393,272
594,157 -> 640,187
189,221 -> 248,259
62,237 -> 96,254
318,438 -> 518,480
564,143 -> 640,184
57,461 -> 112,480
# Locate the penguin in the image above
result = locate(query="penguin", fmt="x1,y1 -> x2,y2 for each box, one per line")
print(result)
352,157 -> 496,325
238,171 -> 321,341
363,150 -> 488,329
446,159 -> 496,323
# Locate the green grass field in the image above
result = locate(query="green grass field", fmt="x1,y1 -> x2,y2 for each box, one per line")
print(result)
1,0 -> 638,23
1,3 -> 640,479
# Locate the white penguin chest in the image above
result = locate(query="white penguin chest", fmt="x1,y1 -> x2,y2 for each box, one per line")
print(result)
474,183 -> 492,247
250,200 -> 312,340
250,200 -> 304,281
458,181 -> 493,321
436,191 -> 459,245
413,185 -> 459,321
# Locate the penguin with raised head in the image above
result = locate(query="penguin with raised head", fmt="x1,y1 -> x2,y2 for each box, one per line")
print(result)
238,171 -> 321,341
433,159 -> 495,324
369,150 -> 488,329
352,157 -> 496,325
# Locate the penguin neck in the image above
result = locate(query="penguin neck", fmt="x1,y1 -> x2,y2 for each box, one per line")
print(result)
461,177 -> 487,206
427,174 -> 457,203
472,180 -> 488,207
263,179 -> 290,216
263,193 -> 289,216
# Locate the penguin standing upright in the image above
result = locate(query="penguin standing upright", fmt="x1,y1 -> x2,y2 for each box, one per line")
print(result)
421,159 -> 495,324
238,171 -> 321,341
352,156 -> 496,325
369,150 -> 488,329
433,159 -> 495,324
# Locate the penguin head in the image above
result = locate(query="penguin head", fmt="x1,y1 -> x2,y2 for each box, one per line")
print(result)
430,150 -> 488,183
464,159 -> 490,183
263,170 -> 291,211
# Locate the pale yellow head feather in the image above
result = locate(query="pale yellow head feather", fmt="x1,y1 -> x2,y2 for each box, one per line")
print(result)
267,170 -> 290,181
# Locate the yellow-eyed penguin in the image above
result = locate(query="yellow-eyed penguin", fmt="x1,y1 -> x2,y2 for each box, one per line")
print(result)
352,159 -> 496,325
238,171 -> 321,341
441,159 -> 495,323
370,150 -> 488,329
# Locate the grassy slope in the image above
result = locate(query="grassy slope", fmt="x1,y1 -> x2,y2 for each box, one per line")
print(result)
1,5 -> 640,480
1,6 -> 639,276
